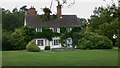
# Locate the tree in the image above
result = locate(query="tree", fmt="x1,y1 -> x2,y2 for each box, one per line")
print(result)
2,30 -> 14,50
43,7 -> 51,14
77,32 -> 112,49
2,8 -> 25,31
12,27 -> 36,50
89,4 -> 120,45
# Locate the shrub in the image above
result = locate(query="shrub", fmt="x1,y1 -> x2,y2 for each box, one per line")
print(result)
26,40 -> 40,52
77,32 -> 112,49
12,27 -> 36,50
45,46 -> 50,50
77,39 -> 93,49
2,31 -> 14,50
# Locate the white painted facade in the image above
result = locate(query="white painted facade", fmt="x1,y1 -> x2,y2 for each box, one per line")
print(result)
35,37 -> 62,50
24,18 -> 26,26
51,37 -> 62,49
34,27 -> 74,50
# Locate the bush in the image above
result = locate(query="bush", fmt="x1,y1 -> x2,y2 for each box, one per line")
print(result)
26,40 -> 40,52
12,27 -> 36,50
45,46 -> 50,50
77,32 -> 112,49
2,31 -> 14,50
77,40 -> 93,49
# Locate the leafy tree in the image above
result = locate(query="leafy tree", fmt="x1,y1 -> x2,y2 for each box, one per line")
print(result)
77,32 -> 112,49
12,27 -> 36,50
89,4 -> 120,46
43,7 -> 51,14
2,8 -> 25,31
60,27 -> 82,47
2,30 -> 14,50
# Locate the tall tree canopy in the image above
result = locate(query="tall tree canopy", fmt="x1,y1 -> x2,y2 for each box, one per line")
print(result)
2,7 -> 25,31
88,3 -> 120,47
89,4 -> 119,39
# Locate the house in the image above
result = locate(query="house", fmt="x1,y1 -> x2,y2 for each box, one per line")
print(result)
24,5 -> 80,50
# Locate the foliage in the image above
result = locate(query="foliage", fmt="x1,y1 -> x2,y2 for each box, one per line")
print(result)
71,32 -> 83,47
44,46 -> 50,50
26,40 -> 40,52
43,7 -> 51,13
2,30 -> 14,50
40,7 -> 58,21
60,27 -> 67,34
40,14 -> 58,22
89,4 -> 120,46
95,19 -> 120,40
8,26 -> 61,50
2,7 -> 27,50
2,8 -> 25,31
36,27 -> 60,41
115,31 -> 120,48
71,27 -> 82,33
60,34 -> 67,46
77,32 -> 112,49
12,27 -> 36,50
60,27 -> 82,47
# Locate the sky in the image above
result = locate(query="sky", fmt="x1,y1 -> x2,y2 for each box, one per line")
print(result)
0,0 -> 118,19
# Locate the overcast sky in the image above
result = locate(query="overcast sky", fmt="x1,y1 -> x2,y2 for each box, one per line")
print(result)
0,0 -> 118,19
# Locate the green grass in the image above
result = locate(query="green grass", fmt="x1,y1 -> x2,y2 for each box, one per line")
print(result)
2,49 -> 118,66
0,51 -> 2,67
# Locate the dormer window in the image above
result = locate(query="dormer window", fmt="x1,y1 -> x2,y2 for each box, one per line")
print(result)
36,28 -> 42,32
67,28 -> 72,32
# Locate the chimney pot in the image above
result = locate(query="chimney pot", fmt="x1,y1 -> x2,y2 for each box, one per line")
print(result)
57,5 -> 62,18
28,6 -> 37,15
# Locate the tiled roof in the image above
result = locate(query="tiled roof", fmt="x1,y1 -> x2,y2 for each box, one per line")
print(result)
25,15 -> 80,28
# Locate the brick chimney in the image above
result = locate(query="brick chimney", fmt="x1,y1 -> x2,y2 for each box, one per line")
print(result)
28,6 -> 37,15
57,4 -> 62,18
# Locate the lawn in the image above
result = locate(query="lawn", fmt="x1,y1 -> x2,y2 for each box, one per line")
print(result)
2,49 -> 118,66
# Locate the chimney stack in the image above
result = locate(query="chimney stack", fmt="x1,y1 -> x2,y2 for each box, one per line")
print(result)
28,6 -> 37,15
57,4 -> 62,18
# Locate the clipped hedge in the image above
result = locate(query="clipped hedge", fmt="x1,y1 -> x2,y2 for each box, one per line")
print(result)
77,32 -> 112,49
26,40 -> 40,52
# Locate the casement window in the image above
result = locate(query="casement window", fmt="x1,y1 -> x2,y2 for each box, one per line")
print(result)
52,28 -> 60,33
67,38 -> 72,45
53,39 -> 60,45
53,28 -> 57,32
36,28 -> 42,32
38,40 -> 44,46
67,28 -> 72,32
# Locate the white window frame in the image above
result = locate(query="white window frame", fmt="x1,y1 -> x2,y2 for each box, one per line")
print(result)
36,28 -> 42,32
37,40 -> 44,46
67,38 -> 72,45
52,28 -> 60,33
53,39 -> 60,46
67,28 -> 72,32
